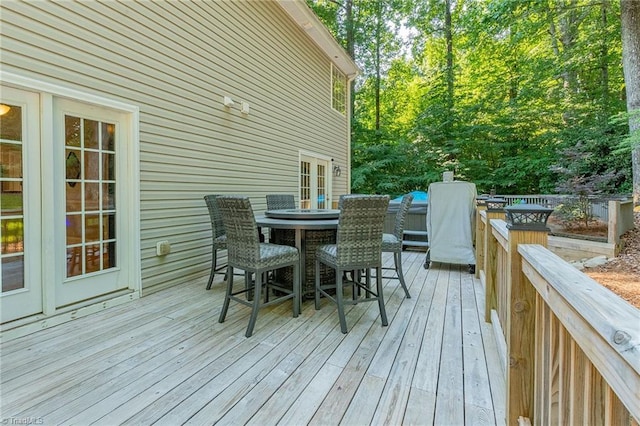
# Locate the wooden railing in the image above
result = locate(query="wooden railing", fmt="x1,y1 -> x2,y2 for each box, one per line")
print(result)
609,199 -> 636,249
492,194 -> 633,224
477,210 -> 640,425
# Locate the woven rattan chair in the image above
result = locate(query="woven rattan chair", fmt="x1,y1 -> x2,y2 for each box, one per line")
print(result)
315,194 -> 390,334
265,194 -> 296,244
217,196 -> 300,337
204,194 -> 227,290
380,193 -> 414,298
266,194 -> 296,210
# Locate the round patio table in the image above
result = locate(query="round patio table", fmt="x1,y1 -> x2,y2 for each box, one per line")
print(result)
256,209 -> 339,299
264,209 -> 340,220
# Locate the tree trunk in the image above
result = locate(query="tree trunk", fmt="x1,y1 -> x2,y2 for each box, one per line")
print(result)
444,0 -> 455,162
445,0 -> 454,114
621,0 -> 640,207
600,0 -> 610,124
345,0 -> 356,122
375,0 -> 381,131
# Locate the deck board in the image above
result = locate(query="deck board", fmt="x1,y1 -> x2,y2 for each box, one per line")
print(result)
0,251 -> 505,425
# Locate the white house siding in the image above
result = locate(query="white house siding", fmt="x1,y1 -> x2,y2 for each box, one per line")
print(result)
0,0 -> 350,295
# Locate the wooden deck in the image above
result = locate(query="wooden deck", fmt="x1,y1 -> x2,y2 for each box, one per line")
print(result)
0,251 -> 505,425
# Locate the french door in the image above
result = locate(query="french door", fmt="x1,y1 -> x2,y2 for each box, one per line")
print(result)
300,154 -> 331,209
1,87 -> 132,323
53,98 -> 129,307
0,87 -> 42,323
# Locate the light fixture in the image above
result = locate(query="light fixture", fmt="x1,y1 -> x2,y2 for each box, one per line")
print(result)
476,195 -> 489,207
504,204 -> 553,231
333,165 -> 341,177
0,104 -> 10,116
485,198 -> 507,212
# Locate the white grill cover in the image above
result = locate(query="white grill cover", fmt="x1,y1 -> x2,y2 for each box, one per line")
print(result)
427,181 -> 477,265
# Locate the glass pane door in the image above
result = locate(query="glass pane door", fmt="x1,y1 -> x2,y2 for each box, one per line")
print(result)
299,154 -> 330,209
54,99 -> 127,307
0,87 -> 42,323
64,115 -> 117,278
1,104 -> 25,292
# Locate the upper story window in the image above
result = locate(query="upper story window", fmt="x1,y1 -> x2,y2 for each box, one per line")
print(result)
331,64 -> 346,115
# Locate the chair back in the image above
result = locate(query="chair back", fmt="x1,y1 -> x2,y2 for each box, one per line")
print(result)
392,193 -> 415,238
337,193 -> 364,210
204,194 -> 225,240
266,194 -> 296,210
336,195 -> 390,268
216,196 -> 261,268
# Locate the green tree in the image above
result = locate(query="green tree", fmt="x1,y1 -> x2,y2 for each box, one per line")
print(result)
309,0 -> 631,198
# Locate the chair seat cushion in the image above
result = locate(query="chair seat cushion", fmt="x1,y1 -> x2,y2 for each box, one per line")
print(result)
213,234 -> 227,249
382,233 -> 399,244
257,243 -> 299,268
381,233 -> 401,251
316,244 -> 337,265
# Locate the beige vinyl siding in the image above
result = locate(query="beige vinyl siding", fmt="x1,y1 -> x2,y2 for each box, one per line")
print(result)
0,0 -> 349,294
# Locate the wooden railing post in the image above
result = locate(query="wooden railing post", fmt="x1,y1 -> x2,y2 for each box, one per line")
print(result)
608,200 -> 621,253
475,197 -> 488,279
503,205 -> 553,425
483,198 -> 507,323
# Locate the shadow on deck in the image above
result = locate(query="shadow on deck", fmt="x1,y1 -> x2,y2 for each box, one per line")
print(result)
0,251 -> 505,425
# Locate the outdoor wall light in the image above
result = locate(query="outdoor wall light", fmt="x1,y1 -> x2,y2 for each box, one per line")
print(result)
223,96 -> 249,115
504,204 -> 553,231
333,165 -> 342,177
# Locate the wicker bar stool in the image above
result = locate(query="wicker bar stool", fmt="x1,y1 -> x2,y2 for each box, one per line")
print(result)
380,193 -> 414,298
217,196 -> 300,338
204,194 -> 227,290
315,194 -> 390,334
266,194 -> 296,210
265,194 -> 296,244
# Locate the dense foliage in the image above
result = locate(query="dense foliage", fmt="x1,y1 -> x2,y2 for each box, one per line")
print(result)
307,0 -> 633,198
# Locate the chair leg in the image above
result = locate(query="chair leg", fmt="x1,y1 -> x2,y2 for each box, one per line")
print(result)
218,265 -> 233,323
395,250 -> 411,298
293,261 -> 300,317
315,258 -> 322,310
365,269 -> 373,298
375,266 -> 388,327
206,248 -> 217,290
353,269 -> 364,300
336,270 -> 348,334
245,271 -> 253,301
263,272 -> 270,303
245,271 -> 262,338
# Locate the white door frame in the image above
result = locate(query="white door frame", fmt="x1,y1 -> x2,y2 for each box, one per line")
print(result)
53,98 -> 132,307
0,87 -> 43,323
0,71 -> 141,324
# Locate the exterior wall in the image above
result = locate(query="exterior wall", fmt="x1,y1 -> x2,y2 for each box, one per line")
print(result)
0,1 -> 350,294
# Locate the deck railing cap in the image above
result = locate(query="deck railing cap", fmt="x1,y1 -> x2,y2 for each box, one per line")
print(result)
505,204 -> 553,231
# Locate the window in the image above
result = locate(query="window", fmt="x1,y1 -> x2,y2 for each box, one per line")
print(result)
331,64 -> 346,115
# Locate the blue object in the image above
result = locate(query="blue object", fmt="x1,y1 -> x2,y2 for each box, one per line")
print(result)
392,190 -> 428,202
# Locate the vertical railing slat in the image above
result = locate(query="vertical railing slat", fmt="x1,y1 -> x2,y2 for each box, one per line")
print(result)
505,229 -> 549,425
570,340 -> 586,425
